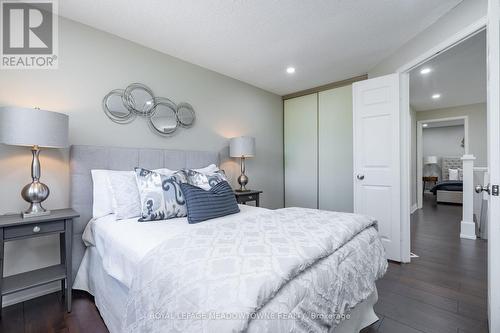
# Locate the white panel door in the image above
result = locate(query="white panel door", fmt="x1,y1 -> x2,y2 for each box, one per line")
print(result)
319,85 -> 353,212
487,0 -> 500,330
353,74 -> 401,261
284,93 -> 318,208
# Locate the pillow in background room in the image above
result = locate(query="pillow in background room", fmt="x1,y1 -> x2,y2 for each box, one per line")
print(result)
135,168 -> 189,221
107,171 -> 142,220
181,181 -> 240,224
184,169 -> 227,190
449,168 -> 459,181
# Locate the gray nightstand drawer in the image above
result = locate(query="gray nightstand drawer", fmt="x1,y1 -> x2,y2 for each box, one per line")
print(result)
240,194 -> 255,201
4,220 -> 65,240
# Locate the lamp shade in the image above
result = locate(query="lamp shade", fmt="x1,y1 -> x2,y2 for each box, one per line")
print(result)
0,107 -> 69,148
424,156 -> 438,165
230,136 -> 255,157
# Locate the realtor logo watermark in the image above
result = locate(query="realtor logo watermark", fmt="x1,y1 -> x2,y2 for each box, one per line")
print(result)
1,0 -> 58,69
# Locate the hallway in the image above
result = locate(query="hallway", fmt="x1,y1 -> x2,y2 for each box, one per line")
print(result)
363,196 -> 488,332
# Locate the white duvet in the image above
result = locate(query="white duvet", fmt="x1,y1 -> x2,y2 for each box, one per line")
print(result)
83,205 -> 266,288
123,207 -> 387,333
82,206 -> 387,333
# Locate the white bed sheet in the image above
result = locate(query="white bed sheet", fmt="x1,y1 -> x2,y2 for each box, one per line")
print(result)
82,204 -> 267,288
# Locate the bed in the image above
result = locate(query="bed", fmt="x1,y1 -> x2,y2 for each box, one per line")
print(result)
430,157 -> 463,204
70,145 -> 387,333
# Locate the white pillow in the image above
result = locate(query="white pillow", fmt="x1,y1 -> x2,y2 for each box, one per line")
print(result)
107,171 -> 142,220
449,168 -> 459,181
91,168 -> 177,218
91,170 -> 114,218
193,164 -> 219,174
153,168 -> 175,176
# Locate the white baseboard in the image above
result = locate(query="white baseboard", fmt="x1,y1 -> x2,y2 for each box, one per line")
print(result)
2,284 -> 61,308
410,204 -> 418,214
460,220 -> 477,240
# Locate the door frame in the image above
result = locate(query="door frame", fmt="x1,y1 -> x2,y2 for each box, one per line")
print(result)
416,116 -> 469,209
394,16 -> 487,264
486,0 -> 500,330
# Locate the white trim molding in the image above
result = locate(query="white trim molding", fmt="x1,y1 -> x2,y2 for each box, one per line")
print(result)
410,203 -> 418,214
460,154 -> 476,240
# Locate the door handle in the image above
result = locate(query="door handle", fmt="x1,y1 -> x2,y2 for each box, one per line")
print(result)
475,184 -> 490,194
357,174 -> 365,180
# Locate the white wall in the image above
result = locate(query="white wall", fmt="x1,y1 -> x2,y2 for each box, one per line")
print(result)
0,17 -> 283,305
369,0 -> 487,77
416,103 -> 487,166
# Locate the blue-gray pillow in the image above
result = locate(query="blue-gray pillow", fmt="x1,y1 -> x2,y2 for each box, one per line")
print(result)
180,181 -> 240,224
135,168 -> 188,221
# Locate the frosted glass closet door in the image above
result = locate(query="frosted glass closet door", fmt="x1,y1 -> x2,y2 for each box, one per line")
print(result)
284,93 -> 318,208
318,85 -> 353,212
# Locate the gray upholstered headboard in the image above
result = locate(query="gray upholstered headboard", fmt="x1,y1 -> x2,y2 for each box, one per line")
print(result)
69,145 -> 219,281
442,157 -> 463,180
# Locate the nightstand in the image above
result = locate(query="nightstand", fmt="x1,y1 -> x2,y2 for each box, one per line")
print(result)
0,209 -> 79,314
423,176 -> 439,191
234,190 -> 262,207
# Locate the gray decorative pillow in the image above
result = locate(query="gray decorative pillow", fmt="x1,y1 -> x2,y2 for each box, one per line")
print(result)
184,169 -> 228,190
135,168 -> 188,221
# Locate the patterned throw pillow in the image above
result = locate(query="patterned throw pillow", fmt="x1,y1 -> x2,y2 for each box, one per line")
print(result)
184,169 -> 228,190
180,181 -> 240,224
135,168 -> 189,221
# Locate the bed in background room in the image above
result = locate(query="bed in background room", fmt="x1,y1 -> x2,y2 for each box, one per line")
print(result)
430,157 -> 463,204
69,145 -> 387,333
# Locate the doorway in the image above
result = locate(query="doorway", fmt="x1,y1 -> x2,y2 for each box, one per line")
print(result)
408,30 -> 487,242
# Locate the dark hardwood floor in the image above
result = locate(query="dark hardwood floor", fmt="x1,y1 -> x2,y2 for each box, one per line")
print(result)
0,195 -> 488,333
362,194 -> 488,333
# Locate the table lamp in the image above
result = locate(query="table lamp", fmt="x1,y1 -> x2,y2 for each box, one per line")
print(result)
230,136 -> 255,192
0,107 -> 69,218
424,156 -> 438,165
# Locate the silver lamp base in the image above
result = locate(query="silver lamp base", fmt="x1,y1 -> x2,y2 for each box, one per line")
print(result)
22,204 -> 51,218
21,147 -> 51,218
236,156 -> 250,192
236,174 -> 249,192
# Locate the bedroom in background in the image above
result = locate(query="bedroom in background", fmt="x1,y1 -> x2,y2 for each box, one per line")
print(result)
409,29 -> 488,240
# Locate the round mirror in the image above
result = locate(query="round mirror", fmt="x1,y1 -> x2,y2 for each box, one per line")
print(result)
123,83 -> 155,116
176,102 -> 196,128
102,89 -> 135,123
149,97 -> 178,136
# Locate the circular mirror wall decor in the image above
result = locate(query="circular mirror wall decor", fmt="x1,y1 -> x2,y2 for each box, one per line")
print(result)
148,97 -> 179,136
102,83 -> 196,137
122,83 -> 156,117
176,102 -> 196,128
102,89 -> 136,124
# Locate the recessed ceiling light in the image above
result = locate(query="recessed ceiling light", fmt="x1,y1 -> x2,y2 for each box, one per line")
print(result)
422,123 -> 428,128
286,67 -> 295,74
420,68 -> 432,75
432,93 -> 441,99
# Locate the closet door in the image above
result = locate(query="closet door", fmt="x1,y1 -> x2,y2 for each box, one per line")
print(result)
284,93 -> 318,208
318,86 -> 354,212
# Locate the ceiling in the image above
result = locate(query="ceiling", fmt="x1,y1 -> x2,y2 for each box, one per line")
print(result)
58,0 -> 462,95
410,30 -> 486,111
